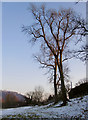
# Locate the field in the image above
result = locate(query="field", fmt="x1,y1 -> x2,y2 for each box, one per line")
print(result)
0,95 -> 88,119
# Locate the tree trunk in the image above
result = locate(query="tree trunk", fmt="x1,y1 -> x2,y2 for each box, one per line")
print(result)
60,69 -> 67,105
56,51 -> 67,105
54,58 -> 58,104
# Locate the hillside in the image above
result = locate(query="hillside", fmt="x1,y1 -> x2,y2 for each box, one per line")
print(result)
1,95 -> 88,119
0,90 -> 27,109
0,90 -> 26,103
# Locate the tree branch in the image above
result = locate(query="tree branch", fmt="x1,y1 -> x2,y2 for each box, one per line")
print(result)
34,55 -> 54,69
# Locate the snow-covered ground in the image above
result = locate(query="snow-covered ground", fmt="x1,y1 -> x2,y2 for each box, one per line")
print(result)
0,95 -> 88,119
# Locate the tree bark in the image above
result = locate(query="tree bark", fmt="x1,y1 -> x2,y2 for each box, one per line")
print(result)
60,69 -> 67,105
54,58 -> 58,104
56,51 -> 67,105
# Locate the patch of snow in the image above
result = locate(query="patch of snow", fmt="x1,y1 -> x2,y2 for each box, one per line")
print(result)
0,95 -> 88,119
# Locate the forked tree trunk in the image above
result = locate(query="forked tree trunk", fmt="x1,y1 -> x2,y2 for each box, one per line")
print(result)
56,52 -> 67,105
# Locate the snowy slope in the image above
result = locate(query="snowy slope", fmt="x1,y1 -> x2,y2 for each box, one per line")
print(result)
0,95 -> 88,119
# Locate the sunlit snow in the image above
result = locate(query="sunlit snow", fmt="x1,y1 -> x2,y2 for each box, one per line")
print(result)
0,95 -> 88,119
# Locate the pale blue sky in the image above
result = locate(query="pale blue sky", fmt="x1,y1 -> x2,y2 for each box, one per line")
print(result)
2,2 -> 86,95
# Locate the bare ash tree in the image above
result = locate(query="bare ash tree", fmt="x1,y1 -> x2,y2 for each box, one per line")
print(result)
22,4 -> 86,105
34,45 -> 70,103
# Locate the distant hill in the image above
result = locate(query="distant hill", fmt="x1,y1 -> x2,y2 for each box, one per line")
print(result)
0,90 -> 27,108
0,90 -> 25,103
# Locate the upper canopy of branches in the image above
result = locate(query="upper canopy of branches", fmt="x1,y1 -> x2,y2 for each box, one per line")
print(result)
22,4 -> 87,59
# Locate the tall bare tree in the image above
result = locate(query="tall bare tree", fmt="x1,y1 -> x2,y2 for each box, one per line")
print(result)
34,44 -> 70,103
22,4 -> 86,105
